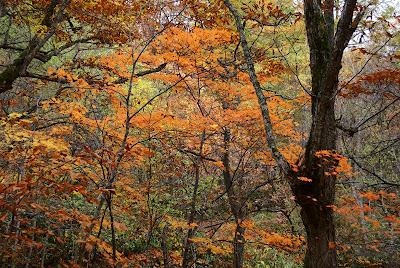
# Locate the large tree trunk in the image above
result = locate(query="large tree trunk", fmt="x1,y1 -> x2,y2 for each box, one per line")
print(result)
291,162 -> 338,267
302,203 -> 337,267
291,98 -> 338,267
292,67 -> 339,267
294,1 -> 364,266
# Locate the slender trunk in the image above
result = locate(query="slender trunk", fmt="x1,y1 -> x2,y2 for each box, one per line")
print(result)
233,220 -> 245,268
41,232 -> 49,267
350,133 -> 368,249
25,218 -> 37,268
356,141 -> 368,241
146,159 -> 154,267
78,194 -> 105,262
107,194 -> 116,261
222,126 -> 245,268
145,217 -> 154,267
182,130 -> 205,268
380,197 -> 395,248
181,172 -> 199,268
182,227 -> 196,268
91,207 -> 107,265
11,220 -> 20,268
87,194 -> 105,236
351,183 -> 368,254
161,224 -> 170,268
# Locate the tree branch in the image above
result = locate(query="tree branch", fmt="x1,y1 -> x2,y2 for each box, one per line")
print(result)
223,0 -> 290,174
349,156 -> 400,187
0,0 -> 72,93
135,62 -> 168,77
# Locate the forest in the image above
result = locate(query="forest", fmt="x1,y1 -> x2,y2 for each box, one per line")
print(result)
0,0 -> 399,267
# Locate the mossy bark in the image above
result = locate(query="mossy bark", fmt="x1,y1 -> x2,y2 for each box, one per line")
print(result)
0,0 -> 71,93
0,45 -> 31,92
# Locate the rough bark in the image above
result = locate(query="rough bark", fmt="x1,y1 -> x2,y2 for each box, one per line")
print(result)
294,1 -> 364,266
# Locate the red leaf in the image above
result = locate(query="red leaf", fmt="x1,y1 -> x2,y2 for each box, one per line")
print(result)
0,214 -> 7,222
383,216 -> 400,223
85,243 -> 93,252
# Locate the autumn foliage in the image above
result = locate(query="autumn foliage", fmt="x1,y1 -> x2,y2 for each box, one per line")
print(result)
0,0 -> 399,267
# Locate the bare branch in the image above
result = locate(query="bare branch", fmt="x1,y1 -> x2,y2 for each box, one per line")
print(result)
135,62 -> 168,77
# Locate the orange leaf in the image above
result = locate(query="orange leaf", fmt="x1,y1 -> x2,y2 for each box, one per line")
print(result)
85,243 -> 93,252
144,150 -> 154,156
215,161 -> 226,171
298,177 -> 312,182
115,222 -> 128,232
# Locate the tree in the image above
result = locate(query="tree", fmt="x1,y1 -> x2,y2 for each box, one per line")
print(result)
1,0 -> 399,266
222,0 -> 372,267
0,0 -> 139,94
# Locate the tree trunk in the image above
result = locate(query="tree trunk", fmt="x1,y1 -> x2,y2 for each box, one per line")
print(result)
296,1 -> 364,266
299,195 -> 337,267
182,130 -> 205,268
350,133 -> 368,249
106,194 -> 116,261
292,92 -> 338,267
161,224 -> 170,268
222,126 -> 245,268
233,221 -> 245,268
